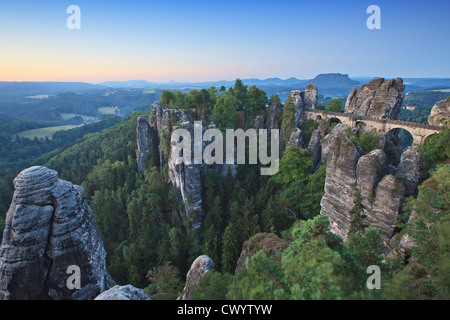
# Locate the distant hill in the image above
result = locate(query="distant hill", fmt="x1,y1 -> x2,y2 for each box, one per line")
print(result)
0,82 -> 105,95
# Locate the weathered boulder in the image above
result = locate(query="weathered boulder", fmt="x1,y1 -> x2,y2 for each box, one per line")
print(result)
94,285 -> 150,300
345,78 -> 404,119
177,255 -> 214,300
0,166 -> 114,300
428,98 -> 450,126
136,115 -> 159,173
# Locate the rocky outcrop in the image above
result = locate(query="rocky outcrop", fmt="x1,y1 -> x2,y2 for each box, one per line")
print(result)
356,149 -> 390,209
307,129 -> 321,170
290,83 -> 318,128
345,78 -> 405,119
136,115 -> 159,173
395,149 -> 423,197
320,133 -> 363,241
303,83 -> 319,110
320,125 -> 423,246
285,128 -> 302,148
234,233 -> 290,275
428,98 -> 450,126
265,102 -> 283,130
94,285 -> 150,300
367,174 -> 405,244
0,166 -> 114,300
291,90 -> 304,128
177,255 -> 214,300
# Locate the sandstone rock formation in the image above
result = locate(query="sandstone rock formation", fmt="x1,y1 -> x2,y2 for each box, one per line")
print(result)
320,125 -> 423,246
367,174 -> 405,244
307,129 -> 321,170
94,285 -> 150,300
177,255 -> 214,300
395,149 -> 423,197
428,98 -> 450,126
265,102 -> 283,130
290,83 -> 318,128
234,233 -> 290,275
320,133 -> 363,241
0,166 -> 114,300
285,127 -> 302,148
136,115 -> 159,174
303,83 -> 319,110
345,78 -> 405,119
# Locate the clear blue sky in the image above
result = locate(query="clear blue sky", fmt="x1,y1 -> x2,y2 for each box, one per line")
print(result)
0,0 -> 449,82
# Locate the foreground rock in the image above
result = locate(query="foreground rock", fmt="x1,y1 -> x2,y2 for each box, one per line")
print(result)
0,166 -> 114,300
95,285 -> 150,300
177,255 -> 214,300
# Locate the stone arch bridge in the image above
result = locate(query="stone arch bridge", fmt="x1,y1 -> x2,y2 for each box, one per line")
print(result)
303,110 -> 443,146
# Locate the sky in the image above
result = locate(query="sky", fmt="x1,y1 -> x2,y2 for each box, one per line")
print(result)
0,0 -> 449,82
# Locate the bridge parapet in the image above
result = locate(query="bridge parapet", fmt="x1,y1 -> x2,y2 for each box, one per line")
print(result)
303,110 -> 443,131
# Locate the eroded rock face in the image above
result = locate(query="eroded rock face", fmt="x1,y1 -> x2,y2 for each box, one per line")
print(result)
345,78 -> 404,119
320,134 -> 363,240
265,102 -> 283,130
137,115 -> 159,174
285,128 -> 302,148
290,83 -> 318,128
320,124 -> 423,246
428,98 -> 450,126
94,285 -> 150,300
367,174 -> 405,244
395,149 -> 423,197
307,129 -> 321,170
177,255 -> 214,300
303,83 -> 318,110
0,166 -> 114,300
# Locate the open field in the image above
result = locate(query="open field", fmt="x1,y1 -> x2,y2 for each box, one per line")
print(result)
98,107 -> 118,115
61,113 -> 96,121
431,89 -> 450,92
14,125 -> 82,140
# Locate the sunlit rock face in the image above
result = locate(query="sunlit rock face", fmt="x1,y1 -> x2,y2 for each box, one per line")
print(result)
177,255 -> 214,300
345,78 -> 405,119
428,98 -> 450,126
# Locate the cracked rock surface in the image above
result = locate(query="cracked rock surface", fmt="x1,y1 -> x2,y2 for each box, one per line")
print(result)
0,166 -> 114,300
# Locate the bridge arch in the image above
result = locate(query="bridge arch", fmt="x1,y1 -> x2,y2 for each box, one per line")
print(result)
386,127 -> 415,150
326,117 -> 342,134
